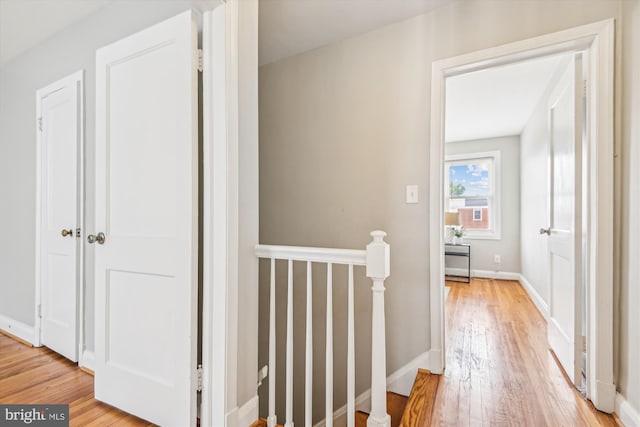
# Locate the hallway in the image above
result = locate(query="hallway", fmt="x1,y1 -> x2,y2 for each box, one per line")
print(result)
432,278 -> 618,426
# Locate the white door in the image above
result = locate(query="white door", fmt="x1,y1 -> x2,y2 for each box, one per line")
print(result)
36,71 -> 83,362
94,10 -> 198,426
544,54 -> 584,387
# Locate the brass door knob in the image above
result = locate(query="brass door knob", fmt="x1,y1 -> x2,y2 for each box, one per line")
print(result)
61,229 -> 73,237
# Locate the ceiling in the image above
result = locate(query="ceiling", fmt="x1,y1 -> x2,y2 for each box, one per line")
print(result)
445,54 -> 568,143
258,0 -> 452,65
0,0 -> 452,68
0,0 -> 112,67
1,0 -> 566,144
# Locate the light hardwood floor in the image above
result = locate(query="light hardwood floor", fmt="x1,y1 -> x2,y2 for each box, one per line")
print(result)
1,279 -> 619,426
432,278 -> 618,427
0,332 -> 153,426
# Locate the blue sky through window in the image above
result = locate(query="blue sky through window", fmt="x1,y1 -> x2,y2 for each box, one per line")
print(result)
449,161 -> 490,197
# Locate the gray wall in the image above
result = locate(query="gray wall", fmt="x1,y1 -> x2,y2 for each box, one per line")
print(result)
445,136 -> 521,274
618,0 -> 640,413
236,0 -> 260,410
519,60 -> 564,304
259,0 -> 639,420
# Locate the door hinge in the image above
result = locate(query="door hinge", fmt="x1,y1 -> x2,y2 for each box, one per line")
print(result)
197,49 -> 203,73
583,80 -> 587,97
196,364 -> 203,392
582,336 -> 587,352
37,304 -> 42,318
38,117 -> 43,132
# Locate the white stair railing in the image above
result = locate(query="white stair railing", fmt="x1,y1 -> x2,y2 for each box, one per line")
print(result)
255,231 -> 391,427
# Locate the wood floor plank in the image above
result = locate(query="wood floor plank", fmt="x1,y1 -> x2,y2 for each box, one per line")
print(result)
0,334 -> 152,426
431,278 -> 617,427
399,369 -> 440,427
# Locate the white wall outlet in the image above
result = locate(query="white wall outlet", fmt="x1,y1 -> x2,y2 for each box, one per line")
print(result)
406,185 -> 419,204
494,254 -> 501,264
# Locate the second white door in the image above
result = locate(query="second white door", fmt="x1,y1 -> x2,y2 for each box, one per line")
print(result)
546,53 -> 584,387
37,71 -> 83,362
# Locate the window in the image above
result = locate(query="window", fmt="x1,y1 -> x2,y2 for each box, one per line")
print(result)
445,151 -> 500,239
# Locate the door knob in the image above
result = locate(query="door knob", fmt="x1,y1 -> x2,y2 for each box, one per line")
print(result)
539,227 -> 551,235
87,232 -> 106,245
61,228 -> 73,237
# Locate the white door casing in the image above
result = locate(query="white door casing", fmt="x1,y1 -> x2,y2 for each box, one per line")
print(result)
94,10 -> 198,426
546,54 -> 583,386
35,71 -> 84,362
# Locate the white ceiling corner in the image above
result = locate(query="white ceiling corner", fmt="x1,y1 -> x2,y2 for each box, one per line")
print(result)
445,54 -> 569,143
258,0 -> 452,66
0,0 -> 112,67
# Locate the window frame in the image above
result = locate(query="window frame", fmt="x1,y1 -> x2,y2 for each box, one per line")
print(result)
444,150 -> 501,240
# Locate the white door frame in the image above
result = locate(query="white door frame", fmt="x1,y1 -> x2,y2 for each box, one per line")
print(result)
201,3 -> 239,426
34,70 -> 85,363
428,19 -> 615,412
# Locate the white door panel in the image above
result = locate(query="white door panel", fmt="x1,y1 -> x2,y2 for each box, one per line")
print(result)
94,10 -> 198,427
547,54 -> 583,386
38,77 -> 81,362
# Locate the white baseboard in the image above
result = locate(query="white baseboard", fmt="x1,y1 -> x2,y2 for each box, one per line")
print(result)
0,313 -> 35,345
616,392 -> 640,427
228,395 -> 259,427
80,349 -> 95,372
518,274 -> 549,319
427,349 -> 443,374
445,268 -> 520,281
238,395 -> 259,427
313,351 -> 432,427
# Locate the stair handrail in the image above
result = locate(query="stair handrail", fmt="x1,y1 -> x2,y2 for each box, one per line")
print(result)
254,231 -> 391,427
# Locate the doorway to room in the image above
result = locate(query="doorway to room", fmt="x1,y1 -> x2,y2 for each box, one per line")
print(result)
429,19 -> 615,412
441,48 -> 589,394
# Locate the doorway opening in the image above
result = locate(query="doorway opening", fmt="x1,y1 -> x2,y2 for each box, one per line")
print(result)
429,19 -> 615,412
442,48 -> 588,391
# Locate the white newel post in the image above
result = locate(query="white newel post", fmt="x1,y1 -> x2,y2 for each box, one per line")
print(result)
366,231 -> 391,427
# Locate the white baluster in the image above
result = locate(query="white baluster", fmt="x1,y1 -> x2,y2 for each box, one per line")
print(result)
366,231 -> 391,427
347,264 -> 355,427
326,263 -> 333,427
285,259 -> 294,427
268,258 -> 277,427
305,261 -> 313,427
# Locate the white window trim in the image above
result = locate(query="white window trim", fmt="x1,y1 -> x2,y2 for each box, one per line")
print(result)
444,150 -> 501,240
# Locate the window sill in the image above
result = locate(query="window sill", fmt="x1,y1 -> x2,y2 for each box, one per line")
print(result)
463,232 -> 501,241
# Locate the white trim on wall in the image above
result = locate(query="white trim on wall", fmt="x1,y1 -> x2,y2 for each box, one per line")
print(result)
201,3 -> 233,427
429,19 -> 615,412
616,393 -> 640,427
445,268 -> 520,281
518,274 -> 550,320
80,349 -> 95,372
233,395 -> 259,427
0,314 -> 36,345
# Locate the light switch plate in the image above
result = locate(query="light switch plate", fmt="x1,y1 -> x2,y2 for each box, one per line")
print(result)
406,185 -> 419,204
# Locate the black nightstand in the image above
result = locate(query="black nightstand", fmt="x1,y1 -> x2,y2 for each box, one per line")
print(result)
445,243 -> 471,283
